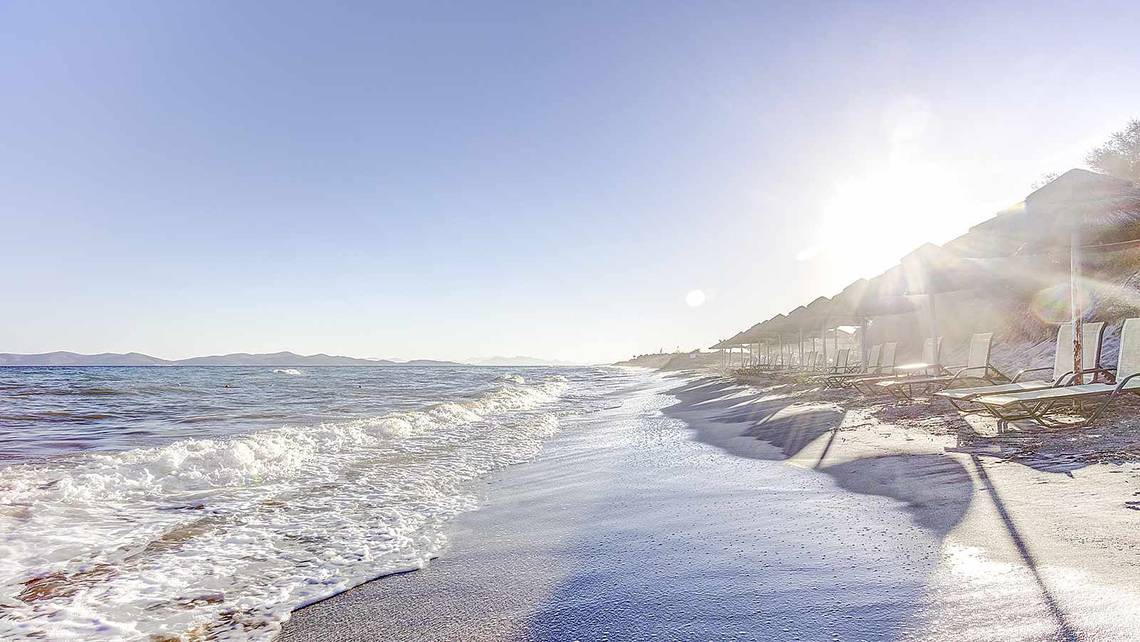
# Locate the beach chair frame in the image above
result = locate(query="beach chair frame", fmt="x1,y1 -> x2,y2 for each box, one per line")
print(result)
937,322 -> 1108,412
880,333 -> 1008,400
973,318 -> 1140,429
823,343 -> 881,388
806,348 -> 850,386
849,342 -> 900,395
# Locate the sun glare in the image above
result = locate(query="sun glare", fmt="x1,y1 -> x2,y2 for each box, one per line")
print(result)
804,163 -> 971,279
686,289 -> 706,307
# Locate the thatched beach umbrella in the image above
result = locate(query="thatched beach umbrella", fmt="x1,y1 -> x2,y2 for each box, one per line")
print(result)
998,169 -> 1140,382
783,305 -> 812,365
711,331 -> 744,367
734,320 -> 767,367
736,312 -> 800,368
723,330 -> 752,368
735,321 -> 764,366
833,269 -> 919,364
899,242 -> 995,358
802,296 -> 834,363
829,279 -> 873,364
770,313 -> 796,366
851,266 -> 918,317
709,337 -> 734,367
747,313 -> 790,366
825,280 -> 873,361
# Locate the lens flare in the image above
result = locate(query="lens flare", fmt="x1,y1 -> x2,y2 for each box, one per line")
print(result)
1030,284 -> 1092,324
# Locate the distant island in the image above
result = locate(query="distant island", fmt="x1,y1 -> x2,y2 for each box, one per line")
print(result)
0,351 -> 581,367
0,351 -> 467,367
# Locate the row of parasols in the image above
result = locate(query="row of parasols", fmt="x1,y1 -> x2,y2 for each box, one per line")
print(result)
710,169 -> 1140,377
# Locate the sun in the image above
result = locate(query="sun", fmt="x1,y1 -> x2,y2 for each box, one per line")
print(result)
685,289 -> 706,307
805,163 -> 971,279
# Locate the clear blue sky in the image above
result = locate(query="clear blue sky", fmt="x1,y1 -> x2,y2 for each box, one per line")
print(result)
3,1 -> 1139,363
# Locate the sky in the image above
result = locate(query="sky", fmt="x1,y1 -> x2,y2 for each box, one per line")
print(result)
3,1 -> 1140,364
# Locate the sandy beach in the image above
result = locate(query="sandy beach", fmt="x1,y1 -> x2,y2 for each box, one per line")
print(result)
279,369 -> 1140,641
9,4 -> 1140,640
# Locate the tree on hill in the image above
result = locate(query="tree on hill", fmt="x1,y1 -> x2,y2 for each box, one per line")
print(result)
1086,119 -> 1140,182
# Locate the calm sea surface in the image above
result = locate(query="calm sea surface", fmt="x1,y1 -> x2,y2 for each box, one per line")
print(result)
0,365 -> 628,640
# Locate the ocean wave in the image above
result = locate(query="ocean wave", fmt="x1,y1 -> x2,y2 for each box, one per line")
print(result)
0,375 -> 568,641
494,373 -> 527,384
272,369 -> 303,376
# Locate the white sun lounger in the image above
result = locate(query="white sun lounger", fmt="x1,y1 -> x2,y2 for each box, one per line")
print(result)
877,333 -> 1008,399
934,322 -> 1106,411
972,318 -> 1140,428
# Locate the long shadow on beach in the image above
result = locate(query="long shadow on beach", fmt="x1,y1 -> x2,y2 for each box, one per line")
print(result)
663,378 -> 975,527
664,375 -> 1085,640
663,375 -> 845,460
967,454 -> 1079,641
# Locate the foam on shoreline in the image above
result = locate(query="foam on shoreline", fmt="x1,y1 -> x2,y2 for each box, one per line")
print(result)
0,375 -> 568,640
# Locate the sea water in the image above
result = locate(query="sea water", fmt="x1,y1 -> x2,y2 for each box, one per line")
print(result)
0,366 -> 621,640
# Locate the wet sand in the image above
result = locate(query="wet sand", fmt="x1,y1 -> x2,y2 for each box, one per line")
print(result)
280,371 -> 1140,641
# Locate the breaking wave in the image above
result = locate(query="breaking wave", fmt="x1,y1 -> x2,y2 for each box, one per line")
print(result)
0,375 -> 568,640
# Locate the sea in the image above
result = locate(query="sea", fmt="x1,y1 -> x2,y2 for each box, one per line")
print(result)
0,365 -> 622,640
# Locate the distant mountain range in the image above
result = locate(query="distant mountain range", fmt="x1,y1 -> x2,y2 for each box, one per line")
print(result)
0,351 -> 467,367
0,351 -> 583,367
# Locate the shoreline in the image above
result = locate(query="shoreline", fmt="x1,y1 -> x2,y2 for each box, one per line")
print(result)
280,370 -> 1140,641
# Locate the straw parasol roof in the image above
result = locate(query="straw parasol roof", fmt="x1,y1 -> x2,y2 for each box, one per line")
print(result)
829,279 -> 869,321
710,330 -> 750,349
979,169 -> 1140,249
782,305 -> 813,332
734,322 -> 766,345
739,314 -> 789,343
899,243 -> 990,295
850,266 -> 919,318
897,242 -> 1000,343
803,296 -> 832,320
722,330 -> 751,348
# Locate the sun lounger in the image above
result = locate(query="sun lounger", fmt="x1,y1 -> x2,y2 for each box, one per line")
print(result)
889,337 -> 944,378
851,337 -> 943,391
935,322 -> 1106,411
846,342 -> 900,394
877,333 -> 1008,399
853,339 -> 946,395
822,343 -> 881,388
805,348 -> 850,385
972,318 -> 1140,428
782,350 -> 824,380
797,351 -> 817,374
831,348 -> 850,374
802,348 -> 829,378
736,348 -> 801,378
809,351 -> 826,373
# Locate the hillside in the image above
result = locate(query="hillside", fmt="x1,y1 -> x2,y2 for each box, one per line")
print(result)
613,352 -> 723,370
0,351 -> 170,366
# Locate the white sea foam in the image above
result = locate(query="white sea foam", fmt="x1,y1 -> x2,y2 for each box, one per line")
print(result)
0,375 -> 568,641
272,368 -> 303,376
